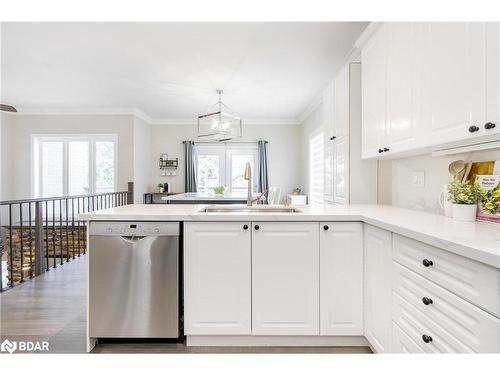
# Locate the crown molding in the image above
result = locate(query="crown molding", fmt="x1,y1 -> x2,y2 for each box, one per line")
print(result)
353,22 -> 382,50
297,91 -> 323,125
12,107 -> 299,126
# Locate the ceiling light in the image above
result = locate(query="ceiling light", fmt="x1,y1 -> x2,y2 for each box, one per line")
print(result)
197,89 -> 242,142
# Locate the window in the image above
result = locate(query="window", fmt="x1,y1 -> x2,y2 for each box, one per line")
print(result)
32,135 -> 117,197
309,131 -> 324,205
195,144 -> 258,193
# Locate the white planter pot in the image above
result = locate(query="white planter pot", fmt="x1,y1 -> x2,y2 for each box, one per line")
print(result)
452,204 -> 477,222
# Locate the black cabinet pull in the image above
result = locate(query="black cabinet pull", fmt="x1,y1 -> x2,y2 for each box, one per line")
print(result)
323,225 -> 329,231
378,149 -> 384,153
422,297 -> 433,305
422,334 -> 433,343
468,125 -> 480,133
243,224 -> 248,230
330,136 -> 336,140
383,147 -> 389,152
254,225 -> 260,230
422,259 -> 433,267
485,122 -> 496,130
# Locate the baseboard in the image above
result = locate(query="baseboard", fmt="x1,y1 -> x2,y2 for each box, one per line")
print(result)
186,335 -> 369,347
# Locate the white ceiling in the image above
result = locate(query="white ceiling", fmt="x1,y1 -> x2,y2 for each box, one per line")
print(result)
1,22 -> 368,121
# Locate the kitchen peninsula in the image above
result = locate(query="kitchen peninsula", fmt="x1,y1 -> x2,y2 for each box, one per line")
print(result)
81,204 -> 500,354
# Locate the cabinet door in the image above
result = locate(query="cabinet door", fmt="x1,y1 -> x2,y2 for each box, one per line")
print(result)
385,22 -> 419,153
361,24 -> 387,158
184,222 -> 251,335
324,140 -> 334,203
364,224 -> 393,353
320,222 -> 363,335
486,22 -> 500,135
334,65 -> 350,138
423,23 -> 486,145
252,222 -> 319,335
333,135 -> 349,205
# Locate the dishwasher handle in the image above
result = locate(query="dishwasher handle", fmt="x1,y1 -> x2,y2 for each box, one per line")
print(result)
120,235 -> 147,244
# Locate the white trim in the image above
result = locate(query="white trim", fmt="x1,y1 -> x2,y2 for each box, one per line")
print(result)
186,335 -> 369,347
353,22 -> 383,50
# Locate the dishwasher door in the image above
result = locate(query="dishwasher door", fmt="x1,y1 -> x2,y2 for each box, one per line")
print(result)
89,222 -> 179,338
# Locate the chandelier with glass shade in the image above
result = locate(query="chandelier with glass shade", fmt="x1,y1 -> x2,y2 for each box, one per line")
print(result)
197,89 -> 242,141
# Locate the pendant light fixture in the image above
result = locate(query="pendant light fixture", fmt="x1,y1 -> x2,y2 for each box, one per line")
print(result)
197,89 -> 242,142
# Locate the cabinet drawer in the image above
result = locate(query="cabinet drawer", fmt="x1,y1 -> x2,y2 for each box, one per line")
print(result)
393,292 -> 476,353
392,322 -> 425,353
393,262 -> 500,353
392,234 -> 500,317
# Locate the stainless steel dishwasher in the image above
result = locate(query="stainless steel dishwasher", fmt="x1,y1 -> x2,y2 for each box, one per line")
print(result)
89,221 -> 180,338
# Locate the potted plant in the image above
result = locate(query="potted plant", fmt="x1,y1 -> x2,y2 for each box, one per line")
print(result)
213,185 -> 225,196
157,183 -> 164,193
447,181 -> 482,222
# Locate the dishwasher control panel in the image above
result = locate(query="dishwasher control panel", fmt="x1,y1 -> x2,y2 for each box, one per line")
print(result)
89,222 -> 180,236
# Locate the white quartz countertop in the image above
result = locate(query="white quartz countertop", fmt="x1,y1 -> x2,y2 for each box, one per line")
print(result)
79,204 -> 500,269
161,192 -> 260,201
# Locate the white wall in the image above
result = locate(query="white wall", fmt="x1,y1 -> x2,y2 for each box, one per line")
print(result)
1,113 -> 135,200
387,149 -> 500,214
299,103 -> 324,197
150,123 -> 302,197
0,112 -> 14,200
133,116 -> 152,203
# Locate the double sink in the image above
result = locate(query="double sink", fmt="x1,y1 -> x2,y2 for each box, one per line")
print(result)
199,205 -> 302,213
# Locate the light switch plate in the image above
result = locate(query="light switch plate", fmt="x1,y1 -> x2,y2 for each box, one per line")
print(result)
412,171 -> 425,188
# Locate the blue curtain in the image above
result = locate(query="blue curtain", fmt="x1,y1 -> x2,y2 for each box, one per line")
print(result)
257,140 -> 269,196
184,141 -> 197,192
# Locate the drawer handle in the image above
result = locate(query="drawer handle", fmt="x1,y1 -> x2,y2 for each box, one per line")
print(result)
422,334 -> 433,344
468,125 -> 480,133
422,259 -> 433,267
485,122 -> 496,130
254,225 -> 260,230
323,225 -> 329,231
422,297 -> 433,305
243,224 -> 249,230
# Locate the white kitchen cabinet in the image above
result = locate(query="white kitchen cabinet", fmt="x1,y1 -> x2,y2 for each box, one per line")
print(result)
422,23 -> 487,145
252,222 -> 319,335
361,22 -> 498,159
486,23 -> 500,136
332,135 -> 349,205
361,24 -> 387,159
320,222 -> 363,335
364,225 -> 393,353
385,22 -> 419,153
184,222 -> 251,335
334,65 -> 350,138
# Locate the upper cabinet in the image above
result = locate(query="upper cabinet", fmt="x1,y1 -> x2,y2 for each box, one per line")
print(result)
361,22 -> 500,159
487,23 -> 500,136
385,22 -> 419,153
361,25 -> 387,159
334,65 -> 350,138
422,23 -> 487,145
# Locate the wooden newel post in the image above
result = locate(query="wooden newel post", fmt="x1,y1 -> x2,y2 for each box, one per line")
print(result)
127,182 -> 134,204
34,201 -> 45,276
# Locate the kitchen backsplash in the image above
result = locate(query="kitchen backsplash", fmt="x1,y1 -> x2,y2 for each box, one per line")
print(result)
384,148 -> 500,214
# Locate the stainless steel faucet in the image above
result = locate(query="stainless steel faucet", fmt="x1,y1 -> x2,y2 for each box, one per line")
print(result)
244,162 -> 266,206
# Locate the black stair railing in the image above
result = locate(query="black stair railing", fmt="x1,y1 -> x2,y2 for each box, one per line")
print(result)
0,183 -> 133,291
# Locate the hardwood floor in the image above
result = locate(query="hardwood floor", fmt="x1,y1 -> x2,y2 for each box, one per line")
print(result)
1,255 -> 371,354
0,256 -> 87,353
